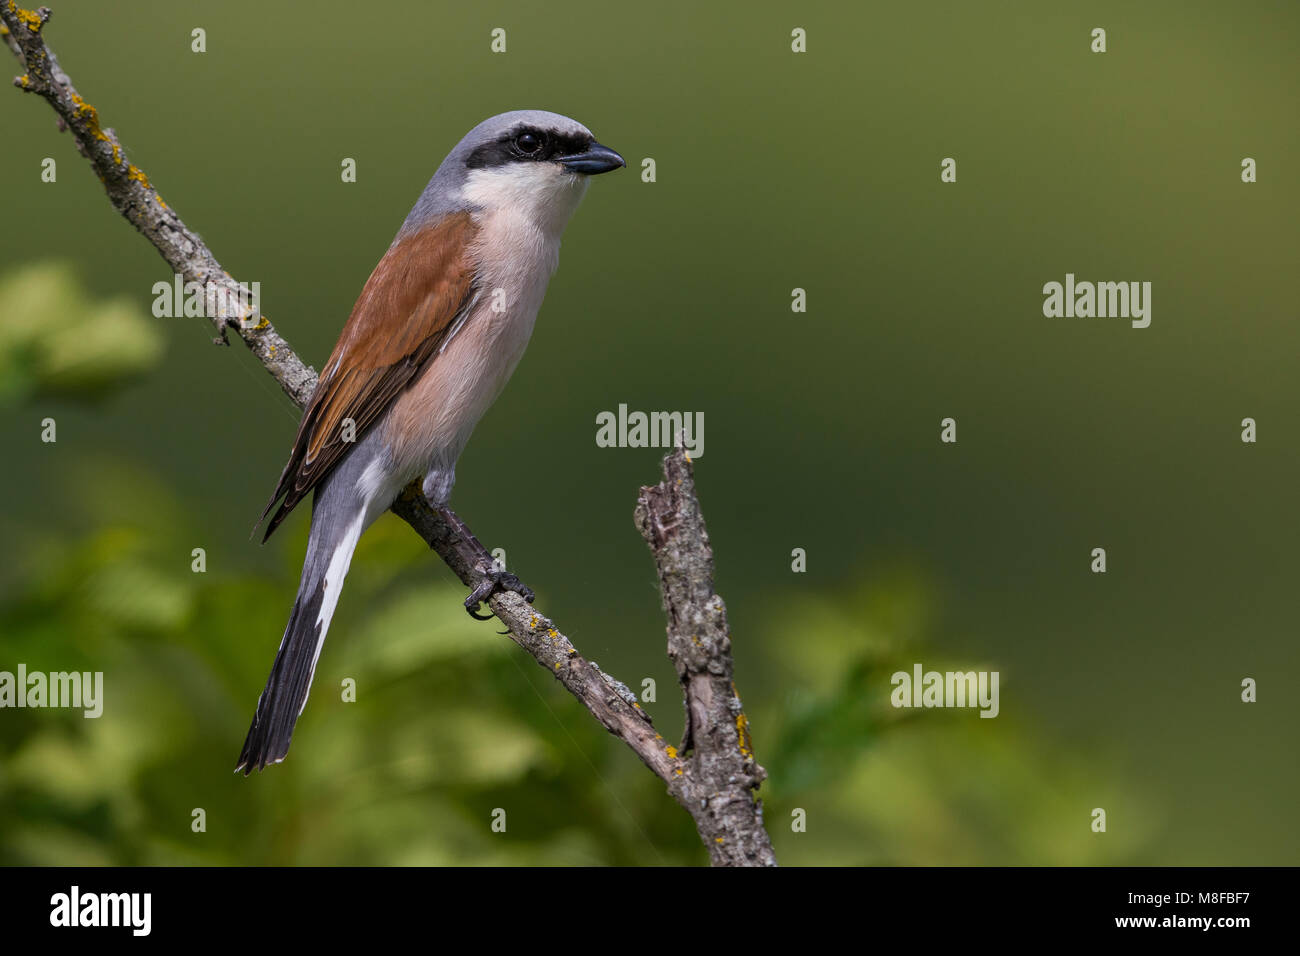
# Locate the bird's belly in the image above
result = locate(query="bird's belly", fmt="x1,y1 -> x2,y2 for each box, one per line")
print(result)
381,290 -> 543,484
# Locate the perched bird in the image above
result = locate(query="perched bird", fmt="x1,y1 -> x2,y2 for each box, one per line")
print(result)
236,110 -> 624,774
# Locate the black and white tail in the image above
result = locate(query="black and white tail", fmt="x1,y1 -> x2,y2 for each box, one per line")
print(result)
237,477 -> 370,775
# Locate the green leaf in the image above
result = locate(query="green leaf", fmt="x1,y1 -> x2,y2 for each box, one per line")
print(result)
0,261 -> 163,403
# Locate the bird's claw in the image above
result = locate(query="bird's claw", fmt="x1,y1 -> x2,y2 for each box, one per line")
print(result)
464,565 -> 534,620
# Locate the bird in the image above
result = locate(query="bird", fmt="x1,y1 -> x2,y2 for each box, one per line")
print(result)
235,110 -> 624,774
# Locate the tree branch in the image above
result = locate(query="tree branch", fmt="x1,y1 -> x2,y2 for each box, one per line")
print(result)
636,451 -> 777,866
2,3 -> 776,865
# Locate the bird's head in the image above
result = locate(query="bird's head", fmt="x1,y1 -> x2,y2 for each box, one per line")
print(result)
407,110 -> 624,236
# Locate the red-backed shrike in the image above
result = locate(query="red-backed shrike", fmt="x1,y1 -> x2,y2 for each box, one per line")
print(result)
237,110 -> 624,774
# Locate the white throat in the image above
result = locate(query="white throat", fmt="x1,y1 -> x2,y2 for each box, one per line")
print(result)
460,164 -> 590,238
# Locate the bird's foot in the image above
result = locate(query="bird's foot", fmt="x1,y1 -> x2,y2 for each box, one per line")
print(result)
465,564 -> 535,620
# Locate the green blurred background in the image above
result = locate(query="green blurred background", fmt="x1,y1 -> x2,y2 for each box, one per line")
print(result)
0,0 -> 1296,865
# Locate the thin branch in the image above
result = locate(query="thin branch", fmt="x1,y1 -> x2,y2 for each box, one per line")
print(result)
636,451 -> 777,866
2,3 -> 776,865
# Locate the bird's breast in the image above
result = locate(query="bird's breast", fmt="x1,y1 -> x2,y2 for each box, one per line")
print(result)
381,209 -> 564,479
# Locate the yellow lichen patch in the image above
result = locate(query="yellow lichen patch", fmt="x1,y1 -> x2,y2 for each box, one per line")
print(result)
68,93 -> 102,134
714,837 -> 724,844
632,701 -> 641,709
665,745 -> 678,759
528,614 -> 539,629
252,316 -> 270,331
11,4 -> 44,33
685,451 -> 692,463
553,661 -> 561,671
16,74 -> 29,88
673,767 -> 683,776
126,164 -> 151,189
157,197 -> 168,210
736,713 -> 753,758
547,628 -> 558,640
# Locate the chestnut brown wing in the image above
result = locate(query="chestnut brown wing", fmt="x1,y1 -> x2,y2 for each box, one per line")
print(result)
259,212 -> 479,540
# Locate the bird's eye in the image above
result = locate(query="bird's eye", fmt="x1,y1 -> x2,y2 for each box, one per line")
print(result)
515,131 -> 542,155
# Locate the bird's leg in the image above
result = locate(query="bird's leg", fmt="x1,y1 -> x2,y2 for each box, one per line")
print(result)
437,505 -> 535,619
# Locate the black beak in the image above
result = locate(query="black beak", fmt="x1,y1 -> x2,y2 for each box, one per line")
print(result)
561,141 -> 626,175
